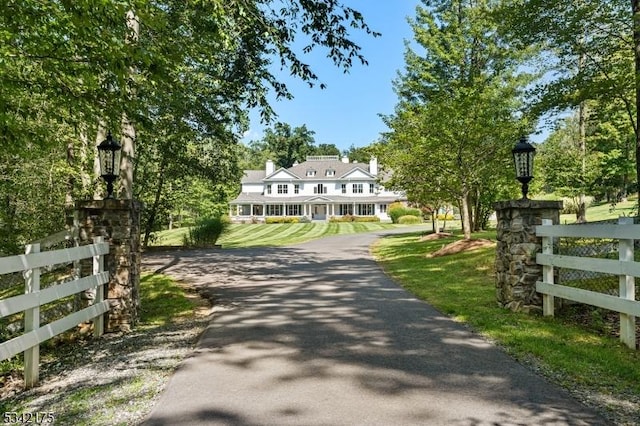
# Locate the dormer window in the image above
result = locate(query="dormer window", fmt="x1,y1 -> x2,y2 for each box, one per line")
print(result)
306,169 -> 316,177
325,168 -> 335,177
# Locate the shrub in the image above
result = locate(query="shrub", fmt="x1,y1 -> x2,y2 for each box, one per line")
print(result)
328,215 -> 380,223
354,216 -> 380,222
561,197 -> 594,215
436,214 -> 454,220
329,215 -> 351,223
300,216 -> 311,223
389,204 -> 422,224
398,215 -> 422,224
265,217 -> 300,224
182,216 -> 228,247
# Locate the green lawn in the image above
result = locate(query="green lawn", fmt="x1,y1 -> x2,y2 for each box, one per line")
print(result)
372,230 -> 640,414
152,222 -> 421,248
560,198 -> 637,223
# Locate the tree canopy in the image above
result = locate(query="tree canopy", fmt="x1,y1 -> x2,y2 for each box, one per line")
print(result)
378,0 -> 530,238
0,1 -> 379,252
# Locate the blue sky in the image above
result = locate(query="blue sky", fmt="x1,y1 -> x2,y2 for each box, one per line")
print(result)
242,1 -> 423,152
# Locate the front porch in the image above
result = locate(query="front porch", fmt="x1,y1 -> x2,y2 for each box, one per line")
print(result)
229,199 -> 385,223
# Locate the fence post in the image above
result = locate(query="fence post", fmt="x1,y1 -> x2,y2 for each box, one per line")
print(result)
93,236 -> 105,337
618,217 -> 636,349
23,243 -> 41,388
541,219 -> 555,316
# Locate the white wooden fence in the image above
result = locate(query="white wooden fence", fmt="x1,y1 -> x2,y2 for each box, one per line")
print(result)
536,217 -> 640,349
0,231 -> 109,387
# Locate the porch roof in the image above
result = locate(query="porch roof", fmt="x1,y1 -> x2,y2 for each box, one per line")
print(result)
229,193 -> 404,205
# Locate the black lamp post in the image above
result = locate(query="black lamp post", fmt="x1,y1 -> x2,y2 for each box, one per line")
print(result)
97,131 -> 121,199
512,135 -> 536,200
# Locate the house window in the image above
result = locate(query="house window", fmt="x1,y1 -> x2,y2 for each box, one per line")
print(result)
306,169 -> 316,177
266,184 -> 272,194
239,205 -> 251,215
287,204 -> 302,216
266,205 -> 283,216
352,183 -> 363,194
369,183 -> 375,193
380,204 -> 387,213
339,204 -> 354,215
325,169 -> 335,176
314,184 -> 327,194
277,184 -> 288,194
355,204 -> 375,216
341,184 -> 346,194
294,184 -> 300,194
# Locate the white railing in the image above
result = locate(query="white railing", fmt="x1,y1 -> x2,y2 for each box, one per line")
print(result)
0,235 -> 109,387
536,217 -> 640,349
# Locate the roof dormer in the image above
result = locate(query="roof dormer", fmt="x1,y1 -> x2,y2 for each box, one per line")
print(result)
325,168 -> 335,177
306,168 -> 316,177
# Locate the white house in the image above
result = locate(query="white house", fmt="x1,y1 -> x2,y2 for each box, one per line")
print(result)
229,155 -> 406,222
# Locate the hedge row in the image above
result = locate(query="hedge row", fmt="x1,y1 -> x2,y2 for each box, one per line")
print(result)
398,215 -> 422,224
265,217 -> 300,224
329,215 -> 381,223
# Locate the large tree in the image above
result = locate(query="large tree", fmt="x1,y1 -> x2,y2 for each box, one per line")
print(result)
500,1 -> 636,212
263,123 -> 316,168
379,0 -> 529,239
0,1 -> 378,251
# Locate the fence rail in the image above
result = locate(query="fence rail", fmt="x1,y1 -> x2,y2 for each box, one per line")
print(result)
536,217 -> 639,349
0,236 -> 109,387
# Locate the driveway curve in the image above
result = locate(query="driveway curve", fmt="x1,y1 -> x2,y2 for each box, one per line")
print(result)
142,229 -> 606,426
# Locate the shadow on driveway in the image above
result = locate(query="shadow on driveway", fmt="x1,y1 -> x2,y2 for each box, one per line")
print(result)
142,231 -> 607,426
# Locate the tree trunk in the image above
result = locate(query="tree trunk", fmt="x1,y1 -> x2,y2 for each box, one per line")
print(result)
577,100 -> 587,223
93,124 -> 107,199
65,138 -> 75,210
142,159 -> 166,248
460,186 -> 472,240
432,210 -> 439,233
120,115 -> 135,199
120,10 -> 139,200
79,130 -> 91,193
633,0 -> 640,212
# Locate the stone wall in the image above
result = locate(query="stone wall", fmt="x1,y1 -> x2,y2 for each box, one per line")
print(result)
75,199 -> 142,332
494,199 -> 562,312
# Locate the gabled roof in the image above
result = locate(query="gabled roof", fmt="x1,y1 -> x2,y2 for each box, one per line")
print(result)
339,167 -> 375,179
304,196 -> 332,202
264,168 -> 301,180
241,170 -> 266,184
286,159 -> 373,181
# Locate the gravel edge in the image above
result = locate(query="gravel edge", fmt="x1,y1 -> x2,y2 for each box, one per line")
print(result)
0,287 -> 211,426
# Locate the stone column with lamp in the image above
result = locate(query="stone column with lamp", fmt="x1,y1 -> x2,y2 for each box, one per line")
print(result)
494,136 -> 563,312
75,131 -> 142,332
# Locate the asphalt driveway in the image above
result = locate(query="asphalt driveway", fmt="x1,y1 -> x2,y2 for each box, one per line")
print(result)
142,229 -> 606,425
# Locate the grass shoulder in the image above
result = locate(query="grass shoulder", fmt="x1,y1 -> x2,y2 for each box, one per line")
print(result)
0,273 -> 209,426
373,230 -> 640,424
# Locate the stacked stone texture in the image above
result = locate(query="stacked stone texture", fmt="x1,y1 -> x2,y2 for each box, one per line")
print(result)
494,199 -> 562,313
75,199 -> 142,332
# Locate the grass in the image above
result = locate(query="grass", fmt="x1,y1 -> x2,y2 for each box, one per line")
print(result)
138,273 -> 198,327
151,222 -> 411,248
560,198 -> 637,223
372,230 -> 640,401
3,200 -> 638,422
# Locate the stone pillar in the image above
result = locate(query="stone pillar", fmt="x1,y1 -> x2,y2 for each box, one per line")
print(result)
494,199 -> 563,312
75,199 -> 142,332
